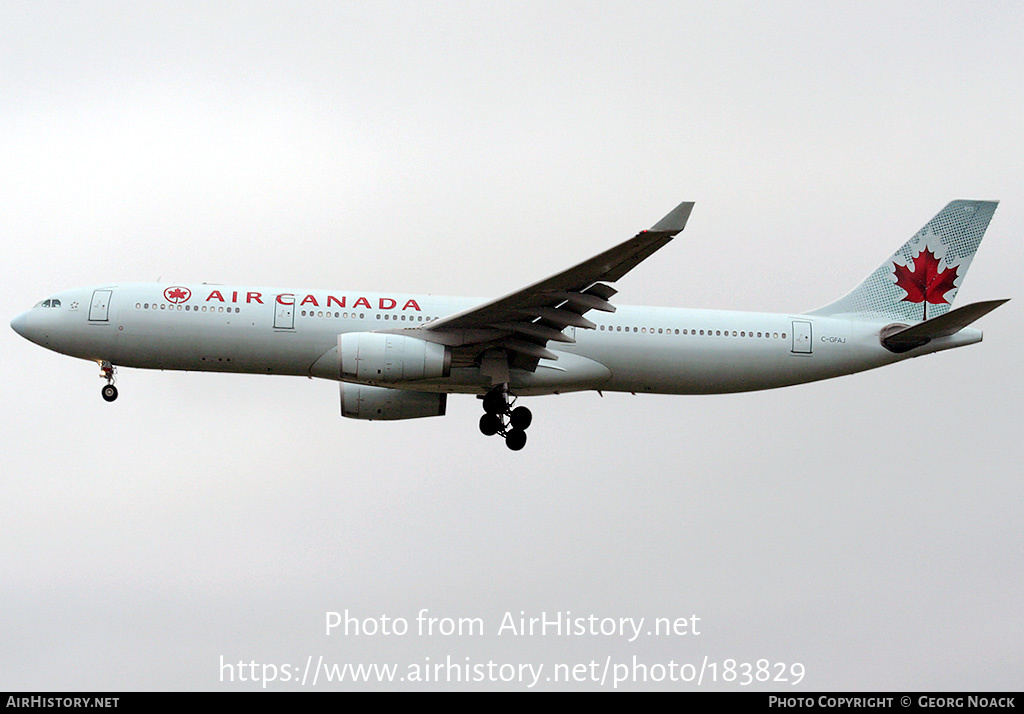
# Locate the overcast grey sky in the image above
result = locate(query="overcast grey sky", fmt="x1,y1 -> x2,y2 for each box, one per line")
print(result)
2,0 -> 1022,691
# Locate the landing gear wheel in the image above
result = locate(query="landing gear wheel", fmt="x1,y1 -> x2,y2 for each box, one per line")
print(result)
479,413 -> 501,436
479,383 -> 532,449
98,360 -> 117,402
505,428 -> 527,451
509,406 -> 532,430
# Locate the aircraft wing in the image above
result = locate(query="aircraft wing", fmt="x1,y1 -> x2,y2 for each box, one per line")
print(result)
419,200 -> 695,373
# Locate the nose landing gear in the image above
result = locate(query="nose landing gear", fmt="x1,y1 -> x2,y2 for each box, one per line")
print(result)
478,385 -> 533,451
98,361 -> 118,402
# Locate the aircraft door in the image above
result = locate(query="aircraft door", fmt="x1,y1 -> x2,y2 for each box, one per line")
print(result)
89,290 -> 112,321
274,296 -> 295,329
791,320 -> 812,354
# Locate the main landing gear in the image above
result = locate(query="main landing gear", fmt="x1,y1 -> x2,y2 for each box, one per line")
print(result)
99,360 -> 118,402
478,385 -> 533,451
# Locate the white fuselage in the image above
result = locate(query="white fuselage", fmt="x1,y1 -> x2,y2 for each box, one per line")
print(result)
11,282 -> 982,396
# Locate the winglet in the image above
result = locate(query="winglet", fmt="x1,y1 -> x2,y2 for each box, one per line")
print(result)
649,201 -> 695,234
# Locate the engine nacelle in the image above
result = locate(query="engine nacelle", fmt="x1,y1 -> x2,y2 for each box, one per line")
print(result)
339,332 -> 451,385
340,383 -> 447,420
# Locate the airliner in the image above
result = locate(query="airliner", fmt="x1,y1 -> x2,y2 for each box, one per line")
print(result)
10,199 -> 1007,450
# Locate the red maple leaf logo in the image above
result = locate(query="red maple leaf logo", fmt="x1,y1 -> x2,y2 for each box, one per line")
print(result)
893,248 -> 958,319
164,286 -> 191,303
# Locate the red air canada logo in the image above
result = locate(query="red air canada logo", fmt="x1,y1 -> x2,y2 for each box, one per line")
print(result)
892,247 -> 959,320
164,286 -> 192,304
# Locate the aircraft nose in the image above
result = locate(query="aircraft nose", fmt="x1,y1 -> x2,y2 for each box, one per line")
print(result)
10,311 -> 30,338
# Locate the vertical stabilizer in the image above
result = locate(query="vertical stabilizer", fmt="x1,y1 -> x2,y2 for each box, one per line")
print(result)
808,200 -> 998,321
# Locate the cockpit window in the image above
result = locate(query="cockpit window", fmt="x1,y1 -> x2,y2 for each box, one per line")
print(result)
50,299 -> 61,308
41,299 -> 51,307
38,299 -> 61,308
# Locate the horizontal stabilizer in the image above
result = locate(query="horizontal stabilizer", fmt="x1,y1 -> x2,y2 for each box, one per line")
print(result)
881,299 -> 1009,353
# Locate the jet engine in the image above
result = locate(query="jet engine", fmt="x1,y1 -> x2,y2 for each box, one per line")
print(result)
338,332 -> 451,385
340,383 -> 447,420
